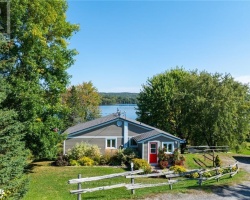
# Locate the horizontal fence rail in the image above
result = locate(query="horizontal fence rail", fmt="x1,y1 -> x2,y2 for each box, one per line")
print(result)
68,169 -> 143,184
68,162 -> 239,199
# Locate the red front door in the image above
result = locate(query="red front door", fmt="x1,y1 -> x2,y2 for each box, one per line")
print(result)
149,142 -> 158,163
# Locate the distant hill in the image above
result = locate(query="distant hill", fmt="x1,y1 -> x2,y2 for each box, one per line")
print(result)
99,92 -> 139,105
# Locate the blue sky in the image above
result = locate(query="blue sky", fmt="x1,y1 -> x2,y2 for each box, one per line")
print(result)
66,0 -> 250,93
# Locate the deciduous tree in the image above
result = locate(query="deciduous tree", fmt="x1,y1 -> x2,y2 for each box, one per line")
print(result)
137,68 -> 250,149
63,81 -> 101,126
0,0 -> 79,159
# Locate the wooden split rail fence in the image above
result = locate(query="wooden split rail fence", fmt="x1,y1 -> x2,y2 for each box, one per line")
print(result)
68,162 -> 239,199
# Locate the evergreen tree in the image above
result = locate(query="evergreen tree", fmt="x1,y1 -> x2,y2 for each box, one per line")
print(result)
0,35 -> 28,199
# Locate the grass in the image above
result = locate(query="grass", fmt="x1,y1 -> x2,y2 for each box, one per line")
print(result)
183,153 -> 214,169
226,142 -> 250,155
237,142 -> 250,155
22,153 -> 249,200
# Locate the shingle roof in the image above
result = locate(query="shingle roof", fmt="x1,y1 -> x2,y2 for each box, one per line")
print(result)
64,112 -> 185,143
64,113 -> 119,135
132,129 -> 184,143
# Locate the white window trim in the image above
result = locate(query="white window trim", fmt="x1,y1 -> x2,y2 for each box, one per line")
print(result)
129,137 -> 138,147
105,138 -> 117,149
162,142 -> 174,154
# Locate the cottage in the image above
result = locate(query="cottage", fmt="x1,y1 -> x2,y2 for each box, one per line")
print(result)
63,112 -> 185,165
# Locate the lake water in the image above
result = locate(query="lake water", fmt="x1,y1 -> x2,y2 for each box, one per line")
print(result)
100,104 -> 138,120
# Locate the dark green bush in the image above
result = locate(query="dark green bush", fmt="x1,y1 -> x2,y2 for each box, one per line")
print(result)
55,154 -> 69,166
109,148 -> 139,166
215,155 -> 222,167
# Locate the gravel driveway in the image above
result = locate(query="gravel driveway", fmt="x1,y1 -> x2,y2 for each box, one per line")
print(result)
145,155 -> 250,200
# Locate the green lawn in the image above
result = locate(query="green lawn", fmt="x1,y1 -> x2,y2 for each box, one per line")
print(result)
22,157 -> 248,200
238,142 -> 250,155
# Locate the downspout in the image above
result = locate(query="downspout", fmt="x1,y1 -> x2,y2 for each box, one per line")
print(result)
123,121 -> 128,148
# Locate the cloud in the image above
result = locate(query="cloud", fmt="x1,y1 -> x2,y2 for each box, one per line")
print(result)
235,75 -> 250,85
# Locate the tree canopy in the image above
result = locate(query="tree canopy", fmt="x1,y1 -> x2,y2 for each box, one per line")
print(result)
0,0 -> 79,159
63,81 -> 101,126
100,92 -> 138,105
136,68 -> 250,148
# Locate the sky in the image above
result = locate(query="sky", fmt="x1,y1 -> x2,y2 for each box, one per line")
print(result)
66,0 -> 250,93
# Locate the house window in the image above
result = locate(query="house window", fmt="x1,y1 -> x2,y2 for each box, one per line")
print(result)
106,138 -> 117,149
129,137 -> 138,147
162,142 -> 174,153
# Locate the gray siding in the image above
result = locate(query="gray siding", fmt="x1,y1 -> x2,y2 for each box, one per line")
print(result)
128,123 -> 151,136
65,122 -> 123,155
65,138 -> 104,153
65,136 -> 123,155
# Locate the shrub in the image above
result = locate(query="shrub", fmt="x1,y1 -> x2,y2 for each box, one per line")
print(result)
69,159 -> 79,166
158,160 -> 168,169
78,156 -> 95,166
86,145 -> 101,161
232,166 -> 238,172
169,165 -> 186,174
157,147 -> 175,165
109,148 -> 139,166
203,171 -> 212,177
55,154 -> 69,166
67,142 -> 101,161
179,155 -> 185,161
132,158 -> 152,174
123,148 -> 139,163
235,144 -> 242,153
215,155 -> 222,167
99,153 -> 112,165
189,172 -> 199,178
173,148 -> 180,162
158,147 -> 168,161
217,168 -> 224,174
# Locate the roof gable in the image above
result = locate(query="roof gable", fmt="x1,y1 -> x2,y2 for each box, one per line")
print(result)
132,130 -> 185,143
64,114 -> 119,136
64,113 -> 185,143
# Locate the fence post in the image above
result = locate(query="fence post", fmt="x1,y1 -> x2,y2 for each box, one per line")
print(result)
216,168 -> 219,182
169,178 -> 173,190
229,165 -> 233,178
131,162 -> 135,194
198,172 -> 203,186
212,150 -> 215,167
77,174 -> 81,200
